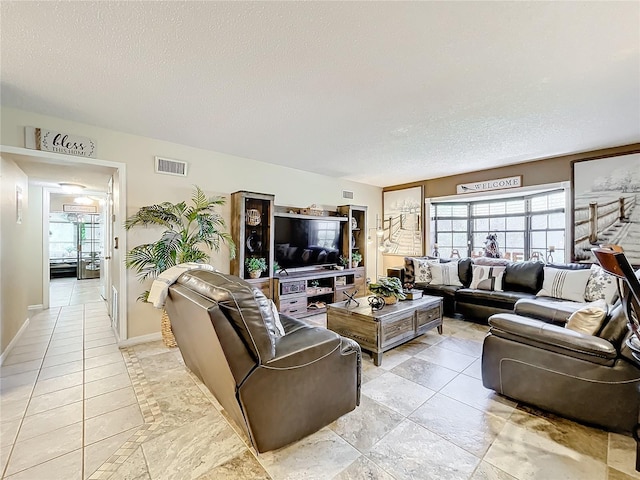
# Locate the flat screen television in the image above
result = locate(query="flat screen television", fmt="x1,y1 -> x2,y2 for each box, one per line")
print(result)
274,216 -> 344,269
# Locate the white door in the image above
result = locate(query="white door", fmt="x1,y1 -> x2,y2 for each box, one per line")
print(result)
101,176 -> 114,317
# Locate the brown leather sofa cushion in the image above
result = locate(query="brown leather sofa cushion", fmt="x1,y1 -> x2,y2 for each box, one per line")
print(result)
177,270 -> 279,361
503,261 -> 544,293
457,289 -> 536,310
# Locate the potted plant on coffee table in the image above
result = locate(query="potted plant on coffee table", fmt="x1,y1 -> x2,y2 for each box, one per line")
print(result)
246,257 -> 267,279
369,276 -> 406,305
125,185 -> 235,346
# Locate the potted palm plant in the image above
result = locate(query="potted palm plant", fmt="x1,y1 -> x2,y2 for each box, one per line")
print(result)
369,276 -> 406,304
125,185 -> 235,346
245,257 -> 267,279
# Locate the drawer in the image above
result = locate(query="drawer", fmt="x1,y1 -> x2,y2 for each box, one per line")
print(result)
279,295 -> 307,316
381,312 -> 415,347
416,304 -> 441,328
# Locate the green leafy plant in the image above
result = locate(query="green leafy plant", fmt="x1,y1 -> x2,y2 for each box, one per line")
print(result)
245,257 -> 267,273
369,276 -> 406,300
338,255 -> 349,267
125,185 -> 235,301
351,251 -> 363,264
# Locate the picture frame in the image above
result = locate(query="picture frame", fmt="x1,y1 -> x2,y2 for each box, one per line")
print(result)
571,151 -> 640,265
382,185 -> 423,256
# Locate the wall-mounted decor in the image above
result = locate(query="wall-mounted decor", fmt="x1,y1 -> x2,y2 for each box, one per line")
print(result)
16,186 -> 23,224
382,186 -> 423,256
572,152 -> 640,265
456,176 -> 522,194
25,126 -> 96,158
63,204 -> 98,213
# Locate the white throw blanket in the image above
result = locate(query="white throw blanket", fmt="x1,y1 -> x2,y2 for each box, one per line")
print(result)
147,262 -> 215,308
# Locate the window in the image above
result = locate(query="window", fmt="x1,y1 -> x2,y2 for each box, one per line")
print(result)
431,189 -> 565,261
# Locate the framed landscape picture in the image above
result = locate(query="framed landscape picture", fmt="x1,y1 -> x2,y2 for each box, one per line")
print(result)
572,152 -> 640,265
382,186 -> 423,256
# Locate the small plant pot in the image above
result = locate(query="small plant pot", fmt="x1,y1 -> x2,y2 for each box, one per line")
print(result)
249,270 -> 262,279
351,261 -> 360,268
382,295 -> 398,305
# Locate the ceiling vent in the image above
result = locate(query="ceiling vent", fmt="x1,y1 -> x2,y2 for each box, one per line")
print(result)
154,156 -> 188,177
342,190 -> 354,200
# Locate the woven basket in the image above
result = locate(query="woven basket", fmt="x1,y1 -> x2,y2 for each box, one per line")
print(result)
161,309 -> 178,348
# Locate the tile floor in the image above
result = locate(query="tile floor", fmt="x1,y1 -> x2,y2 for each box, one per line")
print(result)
1,280 -> 639,479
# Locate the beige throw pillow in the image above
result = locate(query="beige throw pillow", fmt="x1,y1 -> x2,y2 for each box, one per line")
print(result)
430,261 -> 463,286
565,299 -> 608,335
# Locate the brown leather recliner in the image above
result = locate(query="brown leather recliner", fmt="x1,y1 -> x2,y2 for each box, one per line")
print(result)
164,270 -> 361,453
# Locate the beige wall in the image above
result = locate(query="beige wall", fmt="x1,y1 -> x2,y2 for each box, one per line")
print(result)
1,156 -> 29,354
26,185 -> 43,307
1,107 -> 382,340
385,144 -> 640,198
381,143 -> 640,273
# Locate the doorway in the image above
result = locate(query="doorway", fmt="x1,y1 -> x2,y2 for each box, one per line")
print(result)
0,144 -> 128,341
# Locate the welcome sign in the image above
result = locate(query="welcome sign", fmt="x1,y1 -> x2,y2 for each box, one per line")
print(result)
456,175 -> 522,194
25,126 -> 96,158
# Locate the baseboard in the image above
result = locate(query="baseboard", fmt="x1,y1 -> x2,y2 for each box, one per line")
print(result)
117,332 -> 162,347
0,317 -> 30,365
28,304 -> 44,317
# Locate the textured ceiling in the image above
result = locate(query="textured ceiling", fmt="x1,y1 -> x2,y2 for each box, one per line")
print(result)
1,1 -> 639,187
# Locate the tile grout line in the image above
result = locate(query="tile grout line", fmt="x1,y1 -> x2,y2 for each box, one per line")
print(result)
87,346 -> 163,480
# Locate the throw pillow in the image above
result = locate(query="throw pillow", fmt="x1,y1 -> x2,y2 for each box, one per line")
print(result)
566,299 -> 608,335
270,300 -> 286,336
470,265 -> 506,291
537,267 -> 592,303
413,258 -> 439,284
584,264 -> 619,304
430,261 -> 463,286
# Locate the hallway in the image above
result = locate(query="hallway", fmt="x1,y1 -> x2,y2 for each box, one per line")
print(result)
50,278 -> 104,308
0,278 -> 137,479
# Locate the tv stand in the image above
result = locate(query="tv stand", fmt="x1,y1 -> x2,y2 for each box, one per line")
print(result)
276,267 -> 366,318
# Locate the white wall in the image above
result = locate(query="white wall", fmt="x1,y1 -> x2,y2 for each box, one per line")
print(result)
0,155 -> 29,354
1,107 -> 382,340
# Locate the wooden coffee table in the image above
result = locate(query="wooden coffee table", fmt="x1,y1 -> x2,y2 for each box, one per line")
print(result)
327,295 -> 443,366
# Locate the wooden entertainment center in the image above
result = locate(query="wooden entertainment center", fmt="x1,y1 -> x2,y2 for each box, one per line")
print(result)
275,267 -> 366,318
230,190 -> 368,318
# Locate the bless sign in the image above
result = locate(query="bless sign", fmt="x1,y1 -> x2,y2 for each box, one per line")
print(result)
26,127 -> 96,158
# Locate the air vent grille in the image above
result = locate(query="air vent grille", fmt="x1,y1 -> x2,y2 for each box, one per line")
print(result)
342,190 -> 354,199
155,156 -> 188,177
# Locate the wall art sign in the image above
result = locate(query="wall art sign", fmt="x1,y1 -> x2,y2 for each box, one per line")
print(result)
25,126 -> 96,158
63,204 -> 98,213
456,176 -> 522,194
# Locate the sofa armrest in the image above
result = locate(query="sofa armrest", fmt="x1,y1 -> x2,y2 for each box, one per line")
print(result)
488,313 -> 617,365
266,326 -> 343,369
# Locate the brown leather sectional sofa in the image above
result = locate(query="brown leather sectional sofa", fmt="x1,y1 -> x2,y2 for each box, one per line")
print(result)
164,270 -> 361,452
390,257 -> 640,433
483,298 -> 640,433
389,257 -> 590,321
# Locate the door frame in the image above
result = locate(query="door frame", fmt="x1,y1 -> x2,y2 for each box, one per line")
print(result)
0,144 -> 128,341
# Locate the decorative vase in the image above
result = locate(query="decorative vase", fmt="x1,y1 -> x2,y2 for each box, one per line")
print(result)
382,295 -> 398,305
249,270 -> 262,279
351,261 -> 359,268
